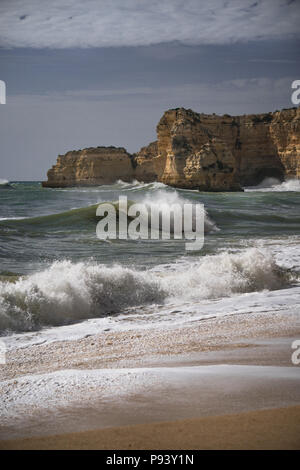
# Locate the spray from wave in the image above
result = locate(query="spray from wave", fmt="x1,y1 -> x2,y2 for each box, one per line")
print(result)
245,178 -> 300,192
140,189 -> 218,233
0,261 -> 165,333
0,178 -> 11,189
116,180 -> 168,191
163,248 -> 292,301
0,248 -> 292,333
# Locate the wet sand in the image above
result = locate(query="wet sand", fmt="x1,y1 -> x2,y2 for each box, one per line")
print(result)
2,406 -> 299,450
0,310 -> 300,449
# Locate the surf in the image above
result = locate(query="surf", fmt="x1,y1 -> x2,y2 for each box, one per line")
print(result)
245,178 -> 300,192
0,248 -> 294,333
0,179 -> 13,189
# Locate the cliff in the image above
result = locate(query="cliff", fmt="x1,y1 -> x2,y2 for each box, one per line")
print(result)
154,108 -> 240,190
43,107 -> 300,190
42,147 -> 134,188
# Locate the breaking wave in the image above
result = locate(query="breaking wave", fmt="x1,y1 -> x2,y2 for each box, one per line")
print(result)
0,248 -> 293,333
245,178 -> 300,192
0,193 -> 218,234
0,261 -> 165,332
0,178 -> 12,189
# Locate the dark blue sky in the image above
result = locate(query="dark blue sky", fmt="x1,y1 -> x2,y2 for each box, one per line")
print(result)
0,0 -> 299,180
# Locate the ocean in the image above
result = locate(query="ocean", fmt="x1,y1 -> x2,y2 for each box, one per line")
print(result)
1,177 -> 300,348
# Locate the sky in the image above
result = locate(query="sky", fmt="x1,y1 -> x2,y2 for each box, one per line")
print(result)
0,0 -> 299,180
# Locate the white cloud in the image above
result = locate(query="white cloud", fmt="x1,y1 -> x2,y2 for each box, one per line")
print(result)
0,0 -> 299,49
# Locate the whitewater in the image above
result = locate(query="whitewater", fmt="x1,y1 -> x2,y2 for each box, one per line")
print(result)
0,178 -> 300,347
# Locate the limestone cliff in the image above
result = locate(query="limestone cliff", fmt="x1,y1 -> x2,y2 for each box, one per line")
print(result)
150,107 -> 300,188
42,147 -> 134,188
269,108 -> 300,180
155,108 -> 240,190
43,107 -> 300,190
183,138 -> 239,191
132,141 -> 166,183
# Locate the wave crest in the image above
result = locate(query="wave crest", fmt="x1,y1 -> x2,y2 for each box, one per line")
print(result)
164,248 -> 291,301
0,261 -> 165,332
0,248 -> 293,333
245,178 -> 300,192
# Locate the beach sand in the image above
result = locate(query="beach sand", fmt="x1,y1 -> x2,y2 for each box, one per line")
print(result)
1,406 -> 300,450
1,310 -> 300,449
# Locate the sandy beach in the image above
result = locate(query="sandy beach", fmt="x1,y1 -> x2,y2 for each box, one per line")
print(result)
2,406 -> 300,450
1,309 -> 300,449
1,0 -> 300,454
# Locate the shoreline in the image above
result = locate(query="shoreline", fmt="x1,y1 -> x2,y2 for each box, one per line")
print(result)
2,308 -> 300,380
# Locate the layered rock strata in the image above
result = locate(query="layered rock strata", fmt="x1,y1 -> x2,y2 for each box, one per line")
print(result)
43,107 -> 300,190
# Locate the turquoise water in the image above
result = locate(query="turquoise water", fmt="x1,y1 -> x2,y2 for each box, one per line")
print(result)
0,179 -> 300,333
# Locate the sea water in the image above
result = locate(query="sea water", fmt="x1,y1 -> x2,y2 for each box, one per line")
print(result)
0,178 -> 299,346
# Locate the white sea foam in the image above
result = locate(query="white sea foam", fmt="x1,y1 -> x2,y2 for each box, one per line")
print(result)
0,261 -> 165,332
116,179 -> 167,190
140,188 -> 218,233
0,217 -> 25,221
0,248 -> 293,333
245,178 -> 300,192
161,248 -> 291,302
1,364 -> 300,439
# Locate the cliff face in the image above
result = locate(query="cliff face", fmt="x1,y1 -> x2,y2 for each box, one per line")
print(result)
150,107 -> 300,188
155,108 -> 240,190
269,108 -> 300,180
42,147 -> 134,188
43,107 -> 300,190
132,141 -> 166,183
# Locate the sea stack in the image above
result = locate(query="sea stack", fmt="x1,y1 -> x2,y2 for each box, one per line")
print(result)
42,146 -> 135,188
43,106 -> 300,190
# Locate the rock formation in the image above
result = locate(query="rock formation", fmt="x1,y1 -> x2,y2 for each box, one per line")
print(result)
153,108 -> 240,190
43,107 -> 300,190
132,141 -> 165,183
42,147 -> 134,188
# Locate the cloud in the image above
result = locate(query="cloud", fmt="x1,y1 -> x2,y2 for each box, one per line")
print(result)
0,0 -> 299,49
8,76 -> 294,112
